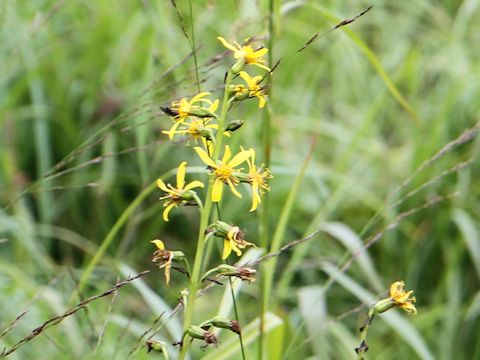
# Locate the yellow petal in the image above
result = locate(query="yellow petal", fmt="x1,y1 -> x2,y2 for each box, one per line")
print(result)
194,146 -> 217,168
250,182 -> 260,212
151,239 -> 165,250
190,92 -> 210,103
162,203 -> 176,222
239,71 -> 252,84
167,121 -> 182,139
227,226 -> 240,241
253,48 -> 268,58
228,148 -> 253,168
390,281 -> 405,297
210,99 -> 219,112
252,75 -> 263,85
252,62 -> 271,72
229,239 -> 243,257
162,130 -> 174,138
212,179 -> 224,202
217,36 -> 238,52
258,95 -> 266,109
227,178 -> 242,198
176,161 -> 187,189
222,145 -> 232,163
222,239 -> 232,259
156,178 -> 169,192
184,180 -> 204,191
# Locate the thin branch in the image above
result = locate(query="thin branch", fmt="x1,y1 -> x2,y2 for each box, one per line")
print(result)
0,271 -> 149,358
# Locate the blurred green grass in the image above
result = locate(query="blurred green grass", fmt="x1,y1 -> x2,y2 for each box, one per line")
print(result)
1,0 -> 480,359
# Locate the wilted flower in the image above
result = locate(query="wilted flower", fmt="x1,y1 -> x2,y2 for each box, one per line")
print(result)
202,264 -> 257,282
199,316 -> 241,335
146,339 -> 169,359
186,325 -> 218,347
151,239 -> 185,285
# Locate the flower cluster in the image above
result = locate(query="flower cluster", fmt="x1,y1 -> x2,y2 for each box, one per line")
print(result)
150,36 -> 272,354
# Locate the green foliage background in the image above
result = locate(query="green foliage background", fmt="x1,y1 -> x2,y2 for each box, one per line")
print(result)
1,0 -> 480,359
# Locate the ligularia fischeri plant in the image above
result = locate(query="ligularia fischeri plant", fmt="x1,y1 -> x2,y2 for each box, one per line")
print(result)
150,36 -> 272,358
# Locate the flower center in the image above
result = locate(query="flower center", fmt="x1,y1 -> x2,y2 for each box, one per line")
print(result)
215,164 -> 233,182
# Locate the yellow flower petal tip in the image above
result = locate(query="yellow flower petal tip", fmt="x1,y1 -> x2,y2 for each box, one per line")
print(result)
151,239 -> 165,250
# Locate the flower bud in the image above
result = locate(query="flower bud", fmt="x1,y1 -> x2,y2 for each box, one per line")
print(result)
197,127 -> 215,141
231,58 -> 246,74
170,251 -> 186,262
225,120 -> 244,132
188,108 -> 217,118
146,339 -> 169,359
187,325 -> 218,346
210,316 -> 241,335
207,220 -> 233,238
216,264 -> 256,282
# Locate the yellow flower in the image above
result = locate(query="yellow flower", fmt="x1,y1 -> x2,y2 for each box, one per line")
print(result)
373,281 -> 417,315
156,161 -> 204,221
244,149 -> 272,212
151,240 -> 173,285
194,145 -> 253,202
163,92 -> 219,135
217,37 -> 270,72
206,221 -> 256,259
163,117 -> 217,141
222,225 -> 255,259
163,117 -> 231,142
232,71 -> 267,108
390,281 -> 417,314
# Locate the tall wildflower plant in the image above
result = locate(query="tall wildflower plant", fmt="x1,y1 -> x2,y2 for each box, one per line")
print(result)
151,36 -> 272,359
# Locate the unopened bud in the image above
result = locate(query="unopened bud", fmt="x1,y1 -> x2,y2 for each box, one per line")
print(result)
171,250 -> 186,263
146,339 -> 169,359
198,127 -> 215,141
210,316 -> 241,335
231,58 -> 246,74
372,298 -> 394,314
187,325 -> 218,346
225,120 -> 244,132
179,190 -> 197,202
188,108 -> 217,118
216,264 -> 256,282
207,220 -> 235,238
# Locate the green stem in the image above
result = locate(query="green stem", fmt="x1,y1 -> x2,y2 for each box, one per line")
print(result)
356,309 -> 375,360
178,71 -> 233,360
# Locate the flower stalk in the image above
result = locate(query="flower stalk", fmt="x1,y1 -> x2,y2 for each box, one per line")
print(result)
355,281 -> 417,359
178,70 -> 234,360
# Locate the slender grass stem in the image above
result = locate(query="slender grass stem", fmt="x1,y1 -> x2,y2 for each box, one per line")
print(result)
188,0 -> 201,93
226,260 -> 247,360
258,0 -> 278,358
